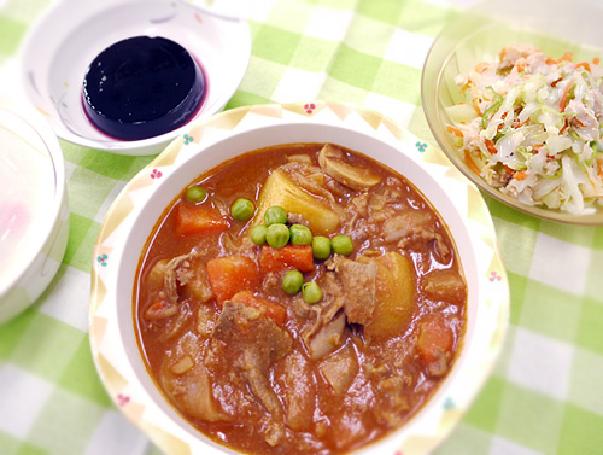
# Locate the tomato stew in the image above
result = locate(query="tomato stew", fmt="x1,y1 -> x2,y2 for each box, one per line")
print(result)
134,143 -> 467,454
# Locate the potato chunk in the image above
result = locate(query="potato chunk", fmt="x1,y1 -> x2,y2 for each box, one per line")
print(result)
359,252 -> 416,340
255,169 -> 340,235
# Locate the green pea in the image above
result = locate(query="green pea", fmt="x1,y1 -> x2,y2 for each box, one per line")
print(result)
312,236 -> 331,260
250,225 -> 268,245
302,280 -> 323,304
282,269 -> 304,295
266,223 -> 289,248
331,234 -> 353,256
290,224 -> 312,246
185,185 -> 207,203
231,198 -> 255,222
264,206 -> 287,226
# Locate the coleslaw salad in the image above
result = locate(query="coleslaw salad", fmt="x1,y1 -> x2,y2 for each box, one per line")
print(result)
448,45 -> 603,215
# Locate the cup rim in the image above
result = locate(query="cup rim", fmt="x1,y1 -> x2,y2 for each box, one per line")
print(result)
0,109 -> 66,299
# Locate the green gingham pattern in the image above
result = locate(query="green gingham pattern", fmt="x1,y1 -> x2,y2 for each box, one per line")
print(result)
0,0 -> 602,454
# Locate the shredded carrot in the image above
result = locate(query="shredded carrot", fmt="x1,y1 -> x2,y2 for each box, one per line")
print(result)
576,62 -> 591,72
597,158 -> 603,177
498,48 -> 508,63
446,125 -> 464,138
560,82 -> 575,112
515,63 -> 526,72
502,165 -> 515,176
485,139 -> 498,154
561,52 -> 574,62
546,52 -> 573,65
550,77 -> 563,88
464,150 -> 481,175
474,62 -> 489,73
514,170 -> 528,181
593,57 -> 600,65
472,98 -> 482,115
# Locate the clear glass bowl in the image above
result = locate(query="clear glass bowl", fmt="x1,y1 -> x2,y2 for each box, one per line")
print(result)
422,0 -> 603,224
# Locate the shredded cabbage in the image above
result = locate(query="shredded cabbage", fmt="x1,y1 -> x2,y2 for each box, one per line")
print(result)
448,45 -> 603,215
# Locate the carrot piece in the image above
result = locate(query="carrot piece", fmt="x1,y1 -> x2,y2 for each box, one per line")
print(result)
231,291 -> 287,326
176,203 -> 228,236
559,82 -> 575,112
206,256 -> 260,304
446,125 -> 464,138
417,314 -> 453,364
545,57 -> 559,65
259,245 -> 314,274
576,62 -> 591,72
593,57 -> 600,65
484,139 -> 498,154
464,150 -> 481,175
597,158 -> 603,178
514,170 -> 528,181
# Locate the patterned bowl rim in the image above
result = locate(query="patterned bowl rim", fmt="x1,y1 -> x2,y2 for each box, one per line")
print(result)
89,102 -> 509,455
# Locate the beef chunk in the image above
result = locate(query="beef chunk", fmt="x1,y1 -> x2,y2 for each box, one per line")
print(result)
373,376 -> 410,427
197,305 -> 217,337
213,301 -> 292,445
214,302 -> 292,366
283,352 -> 316,432
333,256 -> 377,325
307,312 -> 346,359
319,346 -> 358,395
183,261 -> 213,303
383,210 -> 450,259
294,276 -> 346,359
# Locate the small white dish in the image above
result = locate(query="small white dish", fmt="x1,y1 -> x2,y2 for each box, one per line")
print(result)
0,108 -> 68,323
21,0 -> 251,155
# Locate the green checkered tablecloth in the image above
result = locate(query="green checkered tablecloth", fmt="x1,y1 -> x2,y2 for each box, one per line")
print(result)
1,0 -> 602,454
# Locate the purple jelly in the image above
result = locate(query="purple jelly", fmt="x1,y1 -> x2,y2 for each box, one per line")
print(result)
82,36 -> 205,141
